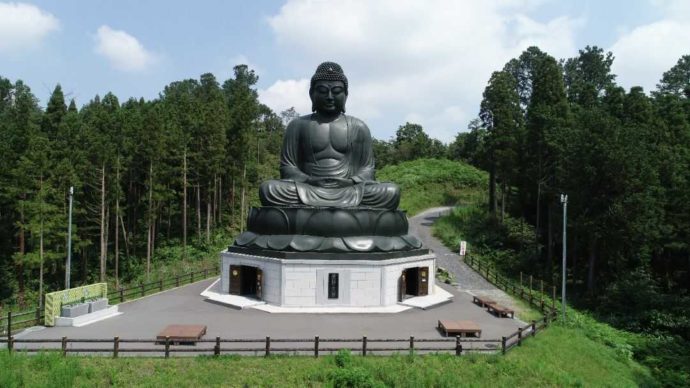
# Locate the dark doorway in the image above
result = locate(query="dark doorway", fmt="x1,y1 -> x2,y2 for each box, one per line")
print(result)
399,266 -> 429,301
404,267 -> 419,296
229,265 -> 263,299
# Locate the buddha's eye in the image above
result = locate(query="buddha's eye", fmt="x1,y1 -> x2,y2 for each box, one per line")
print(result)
316,86 -> 329,94
331,87 -> 344,94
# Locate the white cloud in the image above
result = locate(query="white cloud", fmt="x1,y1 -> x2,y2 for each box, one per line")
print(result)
261,0 -> 581,142
94,25 -> 156,72
609,3 -> 690,93
259,78 -> 311,115
0,2 -> 60,53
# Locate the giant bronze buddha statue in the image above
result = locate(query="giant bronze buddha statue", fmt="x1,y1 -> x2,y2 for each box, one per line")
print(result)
233,62 -> 422,253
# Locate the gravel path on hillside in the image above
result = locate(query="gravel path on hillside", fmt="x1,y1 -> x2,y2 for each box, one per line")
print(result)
409,207 -> 519,309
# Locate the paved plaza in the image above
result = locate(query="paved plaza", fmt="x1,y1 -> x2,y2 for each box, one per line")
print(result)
13,207 -> 527,353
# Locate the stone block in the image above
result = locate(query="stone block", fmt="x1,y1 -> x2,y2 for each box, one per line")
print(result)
88,298 -> 108,313
61,302 -> 89,318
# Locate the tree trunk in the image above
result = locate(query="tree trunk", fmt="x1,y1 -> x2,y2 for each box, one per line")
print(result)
182,150 -> 187,260
240,164 -> 246,233
115,166 -> 120,289
196,185 -> 201,240
218,176 -> 223,226
206,184 -> 211,243
489,163 -> 496,216
535,181 -> 542,261
212,175 -> 217,226
100,164 -> 106,283
151,209 -> 156,259
166,201 -> 172,241
81,246 -> 87,285
39,176 -> 44,309
587,234 -> 597,295
17,196 -> 25,299
230,175 -> 236,226
547,203 -> 553,278
146,162 -> 153,281
119,214 -> 130,267
500,181 -> 506,223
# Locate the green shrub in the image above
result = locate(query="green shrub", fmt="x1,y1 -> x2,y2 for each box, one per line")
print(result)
334,349 -> 353,368
328,367 -> 379,388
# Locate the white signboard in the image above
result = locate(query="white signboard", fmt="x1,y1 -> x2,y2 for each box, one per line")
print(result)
459,241 -> 467,256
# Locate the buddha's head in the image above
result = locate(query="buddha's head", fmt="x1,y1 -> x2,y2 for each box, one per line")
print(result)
310,61 -> 348,114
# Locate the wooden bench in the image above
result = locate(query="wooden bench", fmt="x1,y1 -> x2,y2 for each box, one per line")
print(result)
486,304 -> 514,318
437,320 -> 481,337
156,324 -> 207,345
472,295 -> 496,307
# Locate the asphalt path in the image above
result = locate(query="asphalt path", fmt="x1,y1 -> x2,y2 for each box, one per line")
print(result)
409,207 -> 517,309
14,207 -> 524,355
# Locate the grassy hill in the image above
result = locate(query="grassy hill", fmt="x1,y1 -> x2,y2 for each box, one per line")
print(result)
0,323 -> 653,387
378,158 -> 487,215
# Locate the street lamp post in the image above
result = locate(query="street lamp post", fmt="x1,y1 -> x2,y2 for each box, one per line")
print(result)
560,193 -> 568,321
65,186 -> 73,290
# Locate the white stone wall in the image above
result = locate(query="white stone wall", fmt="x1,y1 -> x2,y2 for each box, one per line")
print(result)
220,252 -> 282,305
220,250 -> 435,307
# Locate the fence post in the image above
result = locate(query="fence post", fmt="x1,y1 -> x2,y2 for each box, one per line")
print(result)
265,336 -> 270,357
455,336 -> 462,356
205,268 -> 208,278
8,336 -> 13,354
140,282 -> 145,297
159,279 -> 163,292
214,336 -> 220,356
540,280 -> 544,310
544,314 -> 549,328
362,336 -> 367,357
119,287 -> 124,303
35,307 -> 40,324
531,320 -> 536,337
62,336 -> 67,356
314,335 -> 319,358
517,327 -> 523,346
176,276 -> 180,288
190,272 -> 194,284
409,336 -> 414,355
520,272 -> 523,288
165,336 -> 170,358
114,336 -> 119,358
529,275 -> 533,304
501,336 -> 506,355
552,285 -> 557,313
478,260 -> 481,274
6,311 -> 10,341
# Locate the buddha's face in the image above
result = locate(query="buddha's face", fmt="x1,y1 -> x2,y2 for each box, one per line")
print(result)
310,80 -> 347,114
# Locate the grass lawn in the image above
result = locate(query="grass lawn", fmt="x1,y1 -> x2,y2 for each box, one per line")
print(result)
0,323 -> 654,387
378,158 -> 487,216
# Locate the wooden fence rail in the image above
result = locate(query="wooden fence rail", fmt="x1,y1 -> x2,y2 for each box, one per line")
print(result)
1,311 -> 553,358
1,335 -> 503,358
2,267 -> 219,338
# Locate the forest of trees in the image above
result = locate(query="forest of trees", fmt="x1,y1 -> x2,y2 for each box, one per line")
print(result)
0,64 -> 449,309
453,47 -> 690,337
0,65 -> 298,307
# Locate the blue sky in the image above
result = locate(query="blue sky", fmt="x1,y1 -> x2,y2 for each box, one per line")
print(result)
1,1 -> 689,142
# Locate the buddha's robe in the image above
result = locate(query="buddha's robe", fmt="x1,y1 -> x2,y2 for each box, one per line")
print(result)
259,114 -> 400,210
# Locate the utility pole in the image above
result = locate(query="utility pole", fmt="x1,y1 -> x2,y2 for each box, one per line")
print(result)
66,186 -> 73,289
560,193 -> 568,321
